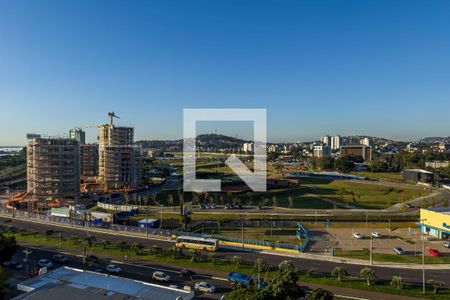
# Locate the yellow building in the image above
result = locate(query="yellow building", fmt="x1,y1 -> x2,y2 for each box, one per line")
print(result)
419,208 -> 450,240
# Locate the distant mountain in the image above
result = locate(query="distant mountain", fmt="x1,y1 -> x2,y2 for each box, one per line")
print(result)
137,134 -> 249,151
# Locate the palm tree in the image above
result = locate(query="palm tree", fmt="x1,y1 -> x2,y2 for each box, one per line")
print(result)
168,246 -> 179,259
189,250 -> 199,262
390,276 -> 405,289
427,280 -> 445,294
100,239 -> 111,249
208,253 -> 217,265
288,196 -> 294,208
151,245 -> 162,256
278,260 -> 296,274
360,267 -> 376,286
85,236 -> 96,248
231,255 -> 242,270
253,258 -> 269,286
272,196 -> 278,208
117,241 -> 128,252
167,194 -> 174,211
331,267 -> 347,282
130,242 -> 144,255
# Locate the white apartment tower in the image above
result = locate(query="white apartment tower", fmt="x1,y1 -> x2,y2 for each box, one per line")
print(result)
331,135 -> 342,150
322,135 -> 332,147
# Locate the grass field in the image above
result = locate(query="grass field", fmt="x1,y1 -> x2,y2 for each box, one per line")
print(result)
351,172 -> 405,183
335,249 -> 450,264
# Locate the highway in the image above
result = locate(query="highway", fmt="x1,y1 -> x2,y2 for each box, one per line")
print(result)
1,216 -> 450,287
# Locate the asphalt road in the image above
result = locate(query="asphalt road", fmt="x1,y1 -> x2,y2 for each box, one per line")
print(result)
9,246 -> 228,299
2,216 -> 450,287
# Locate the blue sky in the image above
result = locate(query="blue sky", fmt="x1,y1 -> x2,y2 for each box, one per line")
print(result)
1,0 -> 450,145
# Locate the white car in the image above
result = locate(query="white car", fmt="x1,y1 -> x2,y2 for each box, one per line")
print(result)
38,259 -> 53,268
393,247 -> 406,255
106,264 -> 122,273
371,232 -> 381,238
195,282 -> 216,293
352,232 -> 362,239
152,271 -> 171,282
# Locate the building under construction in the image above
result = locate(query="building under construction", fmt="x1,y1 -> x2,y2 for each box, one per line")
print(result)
27,136 -> 80,199
98,113 -> 141,190
80,143 -> 99,180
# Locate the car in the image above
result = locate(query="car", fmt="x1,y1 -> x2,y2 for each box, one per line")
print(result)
2,261 -> 23,269
393,247 -> 406,255
225,204 -> 232,209
152,271 -> 171,282
194,281 -> 216,293
106,264 -> 122,273
200,204 -> 207,209
52,254 -> 69,263
207,204 -> 216,209
85,255 -> 99,264
428,248 -> 441,257
38,259 -> 53,268
352,232 -> 362,239
180,269 -> 196,279
371,232 -> 381,238
444,241 -> 450,248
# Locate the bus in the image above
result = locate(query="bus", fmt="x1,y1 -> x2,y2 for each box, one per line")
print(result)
175,236 -> 219,251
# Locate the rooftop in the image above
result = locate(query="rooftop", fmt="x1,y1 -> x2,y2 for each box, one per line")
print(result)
15,267 -> 194,300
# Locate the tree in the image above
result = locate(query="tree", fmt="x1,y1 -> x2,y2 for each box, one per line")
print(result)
117,241 -> 129,252
368,161 -> 388,172
360,267 -> 376,286
189,250 -> 200,262
331,267 -> 347,282
85,236 -> 96,248
232,255 -> 242,270
168,246 -> 179,259
253,258 -> 269,286
150,245 -> 162,256
208,253 -> 217,265
0,234 -> 17,263
130,242 -> 144,255
287,196 -> 294,208
335,157 -> 355,173
100,240 -> 111,249
307,288 -> 333,300
272,196 -> 278,208
390,276 -> 405,289
167,193 -> 175,210
278,260 -> 296,274
427,280 -> 445,294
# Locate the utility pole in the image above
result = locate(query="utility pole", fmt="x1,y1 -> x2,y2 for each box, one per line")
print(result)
422,236 -> 425,294
160,204 -> 163,229
241,218 -> 244,248
370,235 -> 373,265
388,219 -> 391,239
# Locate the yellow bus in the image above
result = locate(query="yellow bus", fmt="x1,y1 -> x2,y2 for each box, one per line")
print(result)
175,236 -> 219,251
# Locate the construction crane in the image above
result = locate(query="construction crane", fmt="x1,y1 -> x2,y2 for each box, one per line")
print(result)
108,112 -> 120,126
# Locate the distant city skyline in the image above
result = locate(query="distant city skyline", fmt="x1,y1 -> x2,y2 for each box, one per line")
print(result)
1,1 -> 450,145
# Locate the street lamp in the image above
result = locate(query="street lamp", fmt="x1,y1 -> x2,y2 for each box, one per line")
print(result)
419,218 -> 428,294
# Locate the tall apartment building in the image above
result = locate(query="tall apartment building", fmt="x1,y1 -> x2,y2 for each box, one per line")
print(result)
69,128 -> 86,144
313,145 -> 331,158
242,142 -> 253,153
322,135 -> 331,147
99,125 -> 141,190
331,135 -> 342,150
340,145 -> 372,161
27,136 -> 80,198
80,144 -> 99,180
360,137 -> 371,146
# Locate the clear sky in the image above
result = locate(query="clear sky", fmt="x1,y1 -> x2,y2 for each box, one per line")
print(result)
1,0 -> 450,145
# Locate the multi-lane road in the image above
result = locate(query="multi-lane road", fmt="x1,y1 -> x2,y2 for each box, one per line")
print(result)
1,216 -> 449,288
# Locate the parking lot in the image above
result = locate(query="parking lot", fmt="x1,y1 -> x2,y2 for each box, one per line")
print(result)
310,226 -> 450,257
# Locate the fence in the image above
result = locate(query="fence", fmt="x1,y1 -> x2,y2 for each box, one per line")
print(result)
0,208 -> 172,237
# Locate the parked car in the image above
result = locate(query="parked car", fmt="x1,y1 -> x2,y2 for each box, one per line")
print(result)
200,204 -> 207,209
428,248 -> 441,257
152,271 -> 171,282
371,232 -> 381,238
195,281 -> 216,293
3,261 -> 23,269
180,269 -> 196,279
207,204 -> 216,209
52,254 -> 69,263
352,232 -> 362,239
106,264 -> 122,273
38,259 -> 53,268
444,240 -> 450,248
393,247 -> 406,255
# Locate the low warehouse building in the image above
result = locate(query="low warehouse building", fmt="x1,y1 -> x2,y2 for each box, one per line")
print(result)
418,208 -> 450,240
